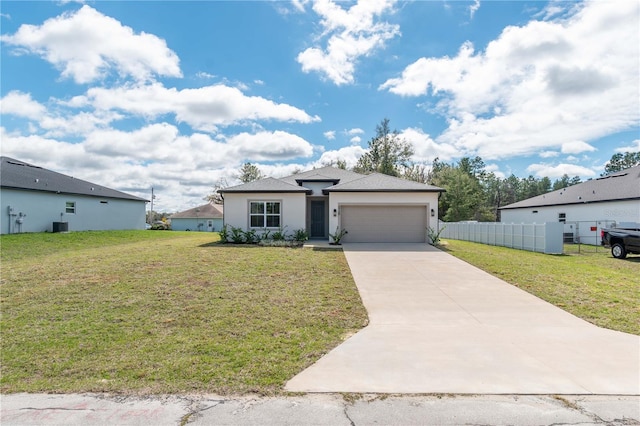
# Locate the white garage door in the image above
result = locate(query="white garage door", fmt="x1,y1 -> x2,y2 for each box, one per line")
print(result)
340,205 -> 428,243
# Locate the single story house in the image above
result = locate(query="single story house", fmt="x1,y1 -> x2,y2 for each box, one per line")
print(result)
1,156 -> 148,234
170,203 -> 223,232
499,165 -> 640,244
220,166 -> 445,243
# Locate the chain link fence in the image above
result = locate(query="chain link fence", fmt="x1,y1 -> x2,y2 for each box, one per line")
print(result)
562,220 -> 616,254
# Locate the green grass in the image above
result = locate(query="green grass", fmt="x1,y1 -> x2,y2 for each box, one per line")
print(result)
0,231 -> 368,395
441,239 -> 640,335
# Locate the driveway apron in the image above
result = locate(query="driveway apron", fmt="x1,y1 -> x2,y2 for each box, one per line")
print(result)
286,243 -> 640,394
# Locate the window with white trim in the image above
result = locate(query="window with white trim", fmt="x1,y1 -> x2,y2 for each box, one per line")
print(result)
65,201 -> 76,214
250,201 -> 281,228
558,212 -> 566,223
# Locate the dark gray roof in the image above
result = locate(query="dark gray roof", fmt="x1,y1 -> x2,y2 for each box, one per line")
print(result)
220,166 -> 445,194
0,157 -> 147,202
171,203 -> 223,219
280,166 -> 365,185
219,177 -> 311,194
325,172 -> 445,192
500,165 -> 640,210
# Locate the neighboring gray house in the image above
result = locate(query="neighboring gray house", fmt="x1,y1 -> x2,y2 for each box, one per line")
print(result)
170,203 -> 223,232
499,165 -> 640,244
1,157 -> 147,234
220,166 -> 445,243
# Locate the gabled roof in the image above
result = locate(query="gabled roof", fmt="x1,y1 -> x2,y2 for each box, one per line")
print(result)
219,177 -> 311,194
171,203 -> 223,219
0,156 -> 147,202
219,166 -> 445,194
325,172 -> 444,192
500,165 -> 640,210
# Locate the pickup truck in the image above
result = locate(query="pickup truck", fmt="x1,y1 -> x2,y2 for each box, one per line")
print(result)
601,227 -> 640,259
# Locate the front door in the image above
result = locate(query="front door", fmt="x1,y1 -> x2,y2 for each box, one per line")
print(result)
310,200 -> 325,238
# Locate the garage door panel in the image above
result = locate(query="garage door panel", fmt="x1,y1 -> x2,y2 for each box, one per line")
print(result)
341,205 -> 427,243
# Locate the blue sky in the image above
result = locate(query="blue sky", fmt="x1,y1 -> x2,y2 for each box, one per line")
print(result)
1,0 -> 638,212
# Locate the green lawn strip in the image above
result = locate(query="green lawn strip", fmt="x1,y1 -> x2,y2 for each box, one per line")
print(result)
441,239 -> 639,335
0,230 -> 181,262
1,232 -> 368,395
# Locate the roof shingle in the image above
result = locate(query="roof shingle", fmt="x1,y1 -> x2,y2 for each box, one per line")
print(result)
0,157 -> 147,202
500,165 -> 640,210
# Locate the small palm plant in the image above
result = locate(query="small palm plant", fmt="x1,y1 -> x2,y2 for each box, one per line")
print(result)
329,227 -> 348,245
427,226 -> 446,246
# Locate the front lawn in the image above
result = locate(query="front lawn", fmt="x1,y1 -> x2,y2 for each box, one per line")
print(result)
441,239 -> 639,335
0,231 -> 368,395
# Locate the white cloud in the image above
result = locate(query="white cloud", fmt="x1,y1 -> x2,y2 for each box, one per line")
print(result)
381,1 -> 640,160
539,151 -> 559,158
561,141 -> 596,155
225,130 -> 314,161
400,127 -> 459,162
83,123 -> 180,160
0,91 -> 46,119
0,90 -> 121,137
324,130 -> 336,140
86,82 -> 320,132
615,139 -> 640,153
527,163 -> 596,179
291,0 -> 309,13
346,127 -> 364,135
1,5 -> 182,84
297,0 -> 400,85
484,163 -> 505,179
350,136 -> 361,144
468,0 -> 480,19
317,145 -> 366,168
196,71 -> 216,79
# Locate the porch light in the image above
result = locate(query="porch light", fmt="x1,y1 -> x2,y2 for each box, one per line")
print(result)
431,208 -> 435,217
333,208 -> 337,217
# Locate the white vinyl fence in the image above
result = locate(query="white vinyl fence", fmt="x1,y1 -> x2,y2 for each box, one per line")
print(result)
439,222 -> 564,254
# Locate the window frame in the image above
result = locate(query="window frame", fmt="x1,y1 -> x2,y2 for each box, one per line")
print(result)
249,200 -> 282,229
558,212 -> 566,223
65,201 -> 76,214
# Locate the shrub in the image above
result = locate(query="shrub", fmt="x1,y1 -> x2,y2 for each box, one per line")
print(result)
271,226 -> 288,241
243,229 -> 260,244
219,224 -> 229,243
292,228 -> 309,242
230,226 -> 245,244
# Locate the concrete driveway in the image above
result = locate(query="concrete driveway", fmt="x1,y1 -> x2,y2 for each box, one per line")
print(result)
286,243 -> 640,394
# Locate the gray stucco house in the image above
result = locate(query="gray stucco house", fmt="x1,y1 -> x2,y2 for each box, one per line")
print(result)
220,166 -> 444,243
170,203 -> 223,232
1,157 -> 147,234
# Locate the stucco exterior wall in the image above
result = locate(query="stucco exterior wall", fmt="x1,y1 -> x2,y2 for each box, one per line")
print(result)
328,192 -> 440,235
222,192 -> 307,234
500,200 -> 640,225
170,217 -> 223,232
1,188 -> 146,234
500,200 -> 640,244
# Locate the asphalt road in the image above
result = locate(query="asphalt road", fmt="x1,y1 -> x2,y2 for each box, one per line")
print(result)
2,393 -> 639,425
